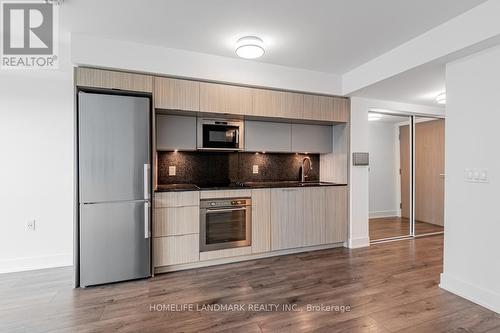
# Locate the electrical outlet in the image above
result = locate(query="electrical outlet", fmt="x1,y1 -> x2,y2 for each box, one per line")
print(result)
26,220 -> 36,232
169,166 -> 176,176
252,165 -> 259,174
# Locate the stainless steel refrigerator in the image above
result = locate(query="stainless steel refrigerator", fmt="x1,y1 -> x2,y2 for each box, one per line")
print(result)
78,92 -> 151,287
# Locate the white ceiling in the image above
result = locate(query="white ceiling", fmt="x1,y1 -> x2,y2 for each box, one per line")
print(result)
61,0 -> 487,75
352,62 -> 446,107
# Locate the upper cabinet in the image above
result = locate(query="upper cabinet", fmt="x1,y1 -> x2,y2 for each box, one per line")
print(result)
245,121 -> 292,152
303,95 -> 350,122
76,68 -> 153,93
154,77 -> 199,111
156,114 -> 197,151
199,82 -> 253,115
291,124 -> 333,153
253,89 -> 304,119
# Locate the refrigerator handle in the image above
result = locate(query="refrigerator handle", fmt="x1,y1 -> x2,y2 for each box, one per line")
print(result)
144,202 -> 150,239
143,163 -> 150,200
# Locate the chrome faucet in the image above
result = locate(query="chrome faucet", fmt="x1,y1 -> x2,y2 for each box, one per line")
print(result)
301,157 -> 312,182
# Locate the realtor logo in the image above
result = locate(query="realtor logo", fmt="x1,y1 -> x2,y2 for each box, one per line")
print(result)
1,1 -> 59,69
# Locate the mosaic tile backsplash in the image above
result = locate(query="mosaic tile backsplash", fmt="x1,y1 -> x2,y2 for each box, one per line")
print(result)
157,151 -> 319,186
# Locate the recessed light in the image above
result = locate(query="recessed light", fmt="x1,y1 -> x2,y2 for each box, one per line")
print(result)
436,92 -> 446,105
235,36 -> 265,59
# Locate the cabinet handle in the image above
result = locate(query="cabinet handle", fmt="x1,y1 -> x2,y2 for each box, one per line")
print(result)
144,202 -> 150,239
144,164 -> 150,200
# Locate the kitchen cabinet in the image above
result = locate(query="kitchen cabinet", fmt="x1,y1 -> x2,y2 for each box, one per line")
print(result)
245,120 -> 292,152
153,234 -> 199,266
270,186 -> 347,251
270,188 -> 305,250
291,124 -> 333,153
154,77 -> 199,111
325,186 -> 348,243
303,95 -> 350,123
153,206 -> 199,237
251,189 -> 271,254
333,97 -> 350,123
76,68 -> 153,93
253,89 -> 303,119
303,95 -> 335,121
154,191 -> 199,208
199,82 -> 253,115
156,114 -> 197,151
303,187 -> 326,246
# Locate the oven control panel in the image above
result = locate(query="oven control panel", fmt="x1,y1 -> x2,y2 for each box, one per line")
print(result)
200,198 -> 251,209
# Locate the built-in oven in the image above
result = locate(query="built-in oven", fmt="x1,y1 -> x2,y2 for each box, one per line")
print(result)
200,198 -> 252,252
197,118 -> 244,150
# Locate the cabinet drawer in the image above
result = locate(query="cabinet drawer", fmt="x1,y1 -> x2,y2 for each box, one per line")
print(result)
153,206 -> 199,237
154,191 -> 200,208
153,234 -> 199,266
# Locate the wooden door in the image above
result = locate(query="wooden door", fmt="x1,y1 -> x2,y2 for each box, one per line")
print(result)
400,125 -> 411,219
325,186 -> 348,243
415,119 -> 445,226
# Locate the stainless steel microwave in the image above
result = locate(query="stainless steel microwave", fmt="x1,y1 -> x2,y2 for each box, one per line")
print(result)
197,118 -> 244,150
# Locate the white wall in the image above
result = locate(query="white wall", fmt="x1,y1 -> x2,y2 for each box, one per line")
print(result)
368,121 -> 400,218
349,97 -> 444,247
440,45 -> 500,314
0,39 -> 74,273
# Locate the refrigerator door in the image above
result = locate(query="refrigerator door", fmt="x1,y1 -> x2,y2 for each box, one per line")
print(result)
80,200 -> 151,286
78,92 -> 150,203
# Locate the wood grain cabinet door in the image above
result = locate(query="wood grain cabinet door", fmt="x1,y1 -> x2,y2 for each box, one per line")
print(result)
325,186 -> 348,243
333,97 -> 350,123
253,89 -> 304,119
251,189 -> 271,254
303,95 -> 335,121
199,82 -> 253,115
76,68 -> 153,92
303,187 -> 326,246
270,188 -> 304,250
154,77 -> 199,111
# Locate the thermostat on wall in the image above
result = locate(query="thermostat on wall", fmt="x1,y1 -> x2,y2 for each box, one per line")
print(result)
353,152 -> 369,166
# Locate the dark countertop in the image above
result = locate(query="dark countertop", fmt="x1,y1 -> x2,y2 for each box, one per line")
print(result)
155,181 -> 348,192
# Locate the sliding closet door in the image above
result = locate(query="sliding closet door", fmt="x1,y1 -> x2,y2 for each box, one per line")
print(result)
414,118 -> 445,235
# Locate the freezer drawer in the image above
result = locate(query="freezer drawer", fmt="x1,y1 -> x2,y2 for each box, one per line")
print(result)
80,201 -> 150,286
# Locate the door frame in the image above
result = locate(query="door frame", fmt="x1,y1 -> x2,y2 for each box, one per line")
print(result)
368,111 -> 445,243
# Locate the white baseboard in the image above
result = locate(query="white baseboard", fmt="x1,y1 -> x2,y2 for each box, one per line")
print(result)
440,273 -> 500,314
0,253 -> 72,274
369,210 -> 400,219
347,236 -> 370,248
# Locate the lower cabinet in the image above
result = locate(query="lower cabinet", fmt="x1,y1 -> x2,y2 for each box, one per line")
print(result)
270,186 -> 347,251
271,188 -> 305,250
251,189 -> 271,253
153,234 -> 199,266
325,186 -> 348,243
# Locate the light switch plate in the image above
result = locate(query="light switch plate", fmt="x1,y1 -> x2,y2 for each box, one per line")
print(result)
252,165 -> 259,174
169,166 -> 176,176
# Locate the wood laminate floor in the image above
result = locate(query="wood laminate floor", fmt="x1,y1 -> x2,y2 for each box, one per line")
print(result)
2,235 -> 499,333
370,217 -> 444,241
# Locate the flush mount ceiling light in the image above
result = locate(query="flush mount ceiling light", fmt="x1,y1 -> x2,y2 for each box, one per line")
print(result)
235,36 -> 265,59
368,113 -> 382,121
436,92 -> 446,105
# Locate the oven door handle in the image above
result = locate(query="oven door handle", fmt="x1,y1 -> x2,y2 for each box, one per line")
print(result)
205,207 -> 247,213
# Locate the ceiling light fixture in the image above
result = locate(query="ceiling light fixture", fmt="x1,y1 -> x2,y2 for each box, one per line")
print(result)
368,113 -> 382,121
436,92 -> 446,105
235,36 -> 265,59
